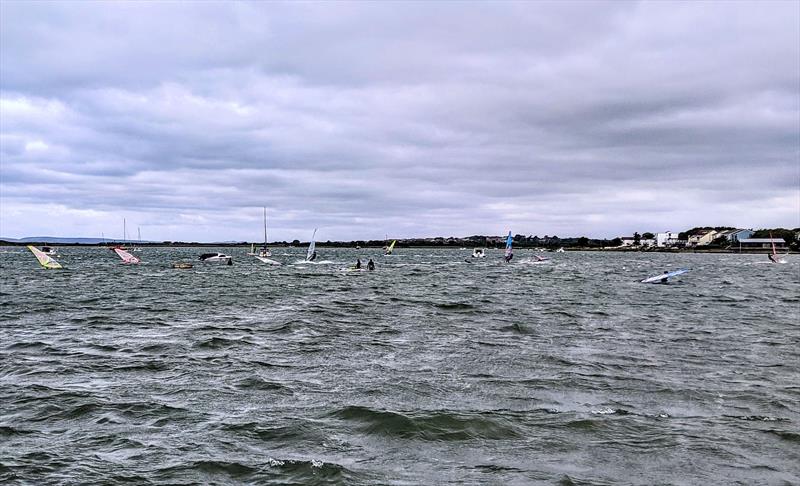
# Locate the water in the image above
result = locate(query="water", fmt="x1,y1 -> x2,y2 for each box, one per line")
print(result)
2,247 -> 798,485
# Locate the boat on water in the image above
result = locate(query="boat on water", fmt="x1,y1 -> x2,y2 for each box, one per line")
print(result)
555,248 -> 565,253
306,229 -> 318,262
172,262 -> 193,269
131,227 -> 143,252
199,252 -> 233,264
384,239 -> 396,255
249,208 -> 281,265
472,248 -> 485,258
27,245 -> 63,269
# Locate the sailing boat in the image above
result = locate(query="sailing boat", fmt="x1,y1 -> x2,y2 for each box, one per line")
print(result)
306,228 -> 318,262
27,245 -> 63,269
252,207 -> 281,265
384,239 -> 396,255
504,231 -> 513,263
131,227 -> 142,252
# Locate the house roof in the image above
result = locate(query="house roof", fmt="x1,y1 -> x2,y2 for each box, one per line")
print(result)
739,238 -> 785,243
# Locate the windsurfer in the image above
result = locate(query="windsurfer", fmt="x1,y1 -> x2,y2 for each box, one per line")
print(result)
309,251 -> 317,261
660,271 -> 669,284
355,258 -> 362,269
367,259 -> 375,271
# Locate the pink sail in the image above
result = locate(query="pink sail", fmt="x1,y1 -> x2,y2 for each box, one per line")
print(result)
114,247 -> 141,264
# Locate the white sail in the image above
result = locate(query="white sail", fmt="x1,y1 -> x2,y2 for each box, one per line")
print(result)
306,228 -> 318,261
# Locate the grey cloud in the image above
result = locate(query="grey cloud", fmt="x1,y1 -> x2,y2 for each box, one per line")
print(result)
1,1 -> 798,241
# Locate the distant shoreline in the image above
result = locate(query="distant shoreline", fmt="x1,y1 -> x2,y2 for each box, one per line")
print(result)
1,242 -> 794,254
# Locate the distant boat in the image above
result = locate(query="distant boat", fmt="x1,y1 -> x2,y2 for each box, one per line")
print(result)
306,228 -> 318,261
131,227 -> 143,252
27,245 -> 63,269
472,248 -> 485,258
555,248 -> 565,253
113,247 -> 141,264
504,231 -> 513,263
255,211 -> 281,264
384,240 -> 396,255
40,245 -> 58,256
199,252 -> 233,265
248,207 -> 273,258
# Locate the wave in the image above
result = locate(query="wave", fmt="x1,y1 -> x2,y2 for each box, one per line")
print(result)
329,406 -> 521,440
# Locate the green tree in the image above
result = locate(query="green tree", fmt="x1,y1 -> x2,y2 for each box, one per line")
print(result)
577,236 -> 590,247
633,232 -> 641,246
642,232 -> 655,239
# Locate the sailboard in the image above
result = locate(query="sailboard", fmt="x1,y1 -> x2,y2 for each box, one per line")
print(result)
504,231 -> 513,262
114,247 -> 141,264
27,245 -> 63,269
641,269 -> 689,284
768,232 -> 786,263
385,240 -> 396,255
306,228 -> 318,261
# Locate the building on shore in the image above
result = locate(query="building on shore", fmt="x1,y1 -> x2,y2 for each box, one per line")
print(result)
656,231 -> 685,247
687,229 -> 719,247
737,238 -> 787,250
717,228 -> 753,244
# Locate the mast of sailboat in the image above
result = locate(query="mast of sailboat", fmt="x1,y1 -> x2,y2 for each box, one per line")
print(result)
123,218 -> 127,247
263,207 -> 268,250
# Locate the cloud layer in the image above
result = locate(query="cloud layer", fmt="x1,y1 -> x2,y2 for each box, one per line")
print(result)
1,1 -> 798,241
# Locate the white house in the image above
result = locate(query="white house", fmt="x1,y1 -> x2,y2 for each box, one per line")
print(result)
656,231 -> 681,247
687,230 -> 718,247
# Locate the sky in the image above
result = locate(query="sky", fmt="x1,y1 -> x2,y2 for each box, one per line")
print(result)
1,1 -> 798,242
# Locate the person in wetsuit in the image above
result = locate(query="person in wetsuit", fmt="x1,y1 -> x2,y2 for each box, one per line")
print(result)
309,251 -> 317,261
355,258 -> 361,269
367,259 -> 375,271
660,271 -> 669,284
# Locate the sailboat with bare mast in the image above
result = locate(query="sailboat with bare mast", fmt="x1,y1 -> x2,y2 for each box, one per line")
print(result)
251,207 -> 281,266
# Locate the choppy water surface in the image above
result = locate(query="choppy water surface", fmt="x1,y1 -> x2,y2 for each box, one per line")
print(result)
1,247 -> 798,485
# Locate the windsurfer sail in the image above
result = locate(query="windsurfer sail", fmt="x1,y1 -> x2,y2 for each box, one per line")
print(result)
504,231 -> 513,263
306,228 -> 318,261
27,245 -> 63,269
385,240 -> 396,255
114,247 -> 141,264
768,232 -> 779,263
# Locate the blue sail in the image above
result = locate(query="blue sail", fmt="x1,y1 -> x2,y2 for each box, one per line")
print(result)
505,231 -> 513,259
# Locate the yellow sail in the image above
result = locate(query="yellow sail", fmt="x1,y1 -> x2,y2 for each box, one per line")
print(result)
27,245 -> 63,269
385,240 -> 396,255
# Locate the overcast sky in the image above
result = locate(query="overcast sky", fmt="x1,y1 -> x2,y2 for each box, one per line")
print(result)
1,1 -> 798,241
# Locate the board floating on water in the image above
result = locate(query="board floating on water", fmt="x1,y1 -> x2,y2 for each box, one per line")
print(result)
641,269 -> 689,284
27,245 -> 63,269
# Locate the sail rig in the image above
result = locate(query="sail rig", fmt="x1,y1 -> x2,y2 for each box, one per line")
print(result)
306,228 -> 318,261
27,245 -> 63,269
114,247 -> 141,264
504,231 -> 513,262
385,240 -> 396,255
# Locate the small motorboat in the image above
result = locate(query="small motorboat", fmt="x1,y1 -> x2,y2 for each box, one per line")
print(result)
471,248 -> 486,258
172,262 -> 193,269
199,252 -> 233,264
